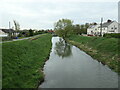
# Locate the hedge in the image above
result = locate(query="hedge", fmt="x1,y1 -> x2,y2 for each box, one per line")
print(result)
103,33 -> 120,38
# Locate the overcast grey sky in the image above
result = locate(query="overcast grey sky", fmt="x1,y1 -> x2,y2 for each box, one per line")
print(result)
0,0 -> 119,30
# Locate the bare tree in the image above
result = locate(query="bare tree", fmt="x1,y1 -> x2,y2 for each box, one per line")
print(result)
13,20 -> 20,31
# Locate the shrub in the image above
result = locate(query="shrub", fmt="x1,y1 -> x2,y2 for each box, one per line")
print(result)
29,29 -> 34,36
18,33 -> 22,37
2,37 -> 13,41
103,33 -> 120,38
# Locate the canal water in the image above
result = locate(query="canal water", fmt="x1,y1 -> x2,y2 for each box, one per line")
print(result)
39,37 -> 118,88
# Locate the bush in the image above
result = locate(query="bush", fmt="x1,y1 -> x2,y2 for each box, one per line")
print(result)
18,33 -> 22,37
2,37 -> 13,41
103,33 -> 120,38
29,29 -> 34,36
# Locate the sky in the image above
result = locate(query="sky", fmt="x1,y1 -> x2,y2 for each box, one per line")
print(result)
0,0 -> 119,30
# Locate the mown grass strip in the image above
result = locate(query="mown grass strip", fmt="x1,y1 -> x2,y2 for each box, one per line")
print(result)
67,35 -> 120,73
2,34 -> 52,88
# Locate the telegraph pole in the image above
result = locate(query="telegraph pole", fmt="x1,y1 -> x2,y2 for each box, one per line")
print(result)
118,3 -> 120,83
100,18 -> 103,37
9,21 -> 11,29
9,21 -> 12,38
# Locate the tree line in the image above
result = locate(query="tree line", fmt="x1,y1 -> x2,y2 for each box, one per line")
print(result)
12,19 -> 95,38
54,19 -> 96,39
12,20 -> 53,37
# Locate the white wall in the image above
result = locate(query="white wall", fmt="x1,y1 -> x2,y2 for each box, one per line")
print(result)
108,21 -> 118,33
87,28 -> 93,35
118,23 -> 120,33
0,30 -> 8,37
87,25 -> 100,35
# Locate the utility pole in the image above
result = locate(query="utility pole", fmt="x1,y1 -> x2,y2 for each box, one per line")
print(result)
118,1 -> 120,33
9,21 -> 11,29
9,21 -> 11,37
100,18 -> 103,36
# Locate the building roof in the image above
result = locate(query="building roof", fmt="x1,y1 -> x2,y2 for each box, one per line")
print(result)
1,29 -> 15,33
88,24 -> 100,29
98,21 -> 115,28
88,25 -> 96,29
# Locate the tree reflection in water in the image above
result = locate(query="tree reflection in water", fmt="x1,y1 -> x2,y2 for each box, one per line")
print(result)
54,38 -> 72,58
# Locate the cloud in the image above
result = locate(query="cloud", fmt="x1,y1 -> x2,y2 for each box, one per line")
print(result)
0,0 -> 118,29
1,0 -> 119,3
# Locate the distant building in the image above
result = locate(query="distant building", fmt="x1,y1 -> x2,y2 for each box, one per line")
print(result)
0,29 -> 16,37
47,30 -> 55,33
87,20 -> 119,36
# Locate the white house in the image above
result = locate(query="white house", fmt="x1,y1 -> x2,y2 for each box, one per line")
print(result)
87,24 -> 100,36
87,20 -> 119,36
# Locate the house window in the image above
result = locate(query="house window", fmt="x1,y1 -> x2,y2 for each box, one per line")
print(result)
109,30 -> 115,32
115,27 -> 117,29
111,27 -> 113,29
91,31 -> 93,34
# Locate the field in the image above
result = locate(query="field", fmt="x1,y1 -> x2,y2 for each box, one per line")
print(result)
67,35 -> 120,73
2,34 -> 52,88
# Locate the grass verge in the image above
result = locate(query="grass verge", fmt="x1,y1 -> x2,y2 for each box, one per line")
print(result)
67,35 -> 120,73
2,34 -> 52,88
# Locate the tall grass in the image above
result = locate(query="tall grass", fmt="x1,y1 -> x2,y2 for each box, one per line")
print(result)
2,34 -> 52,88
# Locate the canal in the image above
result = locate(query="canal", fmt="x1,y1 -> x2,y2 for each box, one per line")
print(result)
39,37 -> 118,88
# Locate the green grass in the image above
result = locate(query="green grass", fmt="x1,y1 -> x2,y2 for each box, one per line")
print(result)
2,34 -> 52,88
67,35 -> 120,73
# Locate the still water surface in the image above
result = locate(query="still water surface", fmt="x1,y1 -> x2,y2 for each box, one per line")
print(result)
39,37 -> 118,88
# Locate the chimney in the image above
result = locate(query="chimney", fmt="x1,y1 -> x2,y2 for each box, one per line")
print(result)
107,19 -> 112,23
93,22 -> 97,25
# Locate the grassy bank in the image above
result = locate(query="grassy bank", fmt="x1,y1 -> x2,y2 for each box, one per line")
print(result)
67,35 -> 119,73
2,34 -> 52,88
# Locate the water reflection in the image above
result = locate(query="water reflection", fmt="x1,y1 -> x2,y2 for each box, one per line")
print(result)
40,37 -> 118,88
54,38 -> 72,58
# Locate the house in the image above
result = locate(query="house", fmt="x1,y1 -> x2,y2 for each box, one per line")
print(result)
0,29 -> 8,37
87,24 -> 100,36
98,20 -> 119,35
87,20 -> 119,36
0,29 -> 15,37
47,30 -> 54,33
